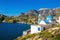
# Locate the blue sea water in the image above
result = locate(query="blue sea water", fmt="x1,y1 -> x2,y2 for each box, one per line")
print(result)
0,23 -> 30,40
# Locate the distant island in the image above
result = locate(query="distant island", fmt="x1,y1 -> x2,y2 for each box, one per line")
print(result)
0,7 -> 60,24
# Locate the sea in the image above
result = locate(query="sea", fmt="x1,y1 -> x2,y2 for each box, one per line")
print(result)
0,23 -> 30,40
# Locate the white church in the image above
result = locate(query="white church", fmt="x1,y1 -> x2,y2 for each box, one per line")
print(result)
31,14 -> 53,34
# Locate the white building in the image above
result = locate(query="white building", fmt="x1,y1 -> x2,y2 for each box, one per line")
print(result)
31,20 -> 47,34
30,14 -> 53,34
39,20 -> 47,25
31,25 -> 42,34
30,24 -> 48,34
38,14 -> 42,25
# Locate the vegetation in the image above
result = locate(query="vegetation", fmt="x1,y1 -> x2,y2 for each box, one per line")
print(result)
0,12 -> 38,24
16,34 -> 36,40
16,30 -> 60,40
0,8 -> 60,40
15,25 -> 60,40
0,8 -> 60,24
52,34 -> 60,40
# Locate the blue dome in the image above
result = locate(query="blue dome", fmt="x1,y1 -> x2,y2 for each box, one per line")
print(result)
46,15 -> 53,20
44,20 -> 49,23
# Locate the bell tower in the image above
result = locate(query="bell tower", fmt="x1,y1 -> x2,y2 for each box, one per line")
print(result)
38,14 -> 42,25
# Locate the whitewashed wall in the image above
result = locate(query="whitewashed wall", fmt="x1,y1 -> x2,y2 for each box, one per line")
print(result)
31,25 -> 42,34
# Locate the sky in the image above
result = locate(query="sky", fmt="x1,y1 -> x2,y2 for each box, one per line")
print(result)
0,0 -> 60,16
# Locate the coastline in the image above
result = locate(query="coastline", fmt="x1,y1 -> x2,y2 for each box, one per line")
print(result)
1,21 -> 34,25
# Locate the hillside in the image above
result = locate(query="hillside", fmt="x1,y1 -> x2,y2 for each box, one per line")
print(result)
15,24 -> 60,40
0,7 -> 60,24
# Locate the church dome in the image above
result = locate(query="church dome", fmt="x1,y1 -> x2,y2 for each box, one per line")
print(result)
46,15 -> 53,20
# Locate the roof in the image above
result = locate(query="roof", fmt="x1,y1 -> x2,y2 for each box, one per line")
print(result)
46,15 -> 53,20
39,20 -> 47,25
45,20 -> 50,23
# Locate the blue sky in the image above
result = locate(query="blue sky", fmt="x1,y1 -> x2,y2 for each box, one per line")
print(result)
0,0 -> 60,16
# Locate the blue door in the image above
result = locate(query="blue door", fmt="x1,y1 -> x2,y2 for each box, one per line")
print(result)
38,27 -> 40,31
